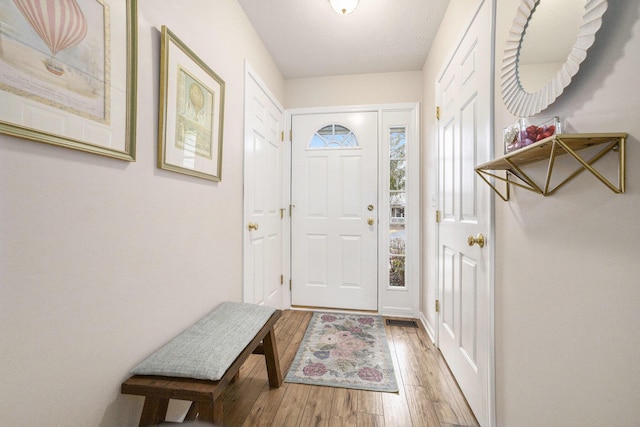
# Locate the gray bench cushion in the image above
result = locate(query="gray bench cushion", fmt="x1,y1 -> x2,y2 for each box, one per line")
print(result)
131,302 -> 277,381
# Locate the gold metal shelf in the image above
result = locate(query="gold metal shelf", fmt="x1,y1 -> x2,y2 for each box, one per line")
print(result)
475,133 -> 627,201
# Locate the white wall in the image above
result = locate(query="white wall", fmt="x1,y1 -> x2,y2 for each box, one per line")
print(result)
494,0 -> 640,425
0,1 -> 283,425
284,71 -> 422,109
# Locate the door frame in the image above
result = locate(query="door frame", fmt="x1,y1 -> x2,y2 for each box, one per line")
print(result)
286,103 -> 420,317
434,1 -> 496,425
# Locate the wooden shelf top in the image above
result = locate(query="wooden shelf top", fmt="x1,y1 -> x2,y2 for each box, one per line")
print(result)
476,133 -> 627,171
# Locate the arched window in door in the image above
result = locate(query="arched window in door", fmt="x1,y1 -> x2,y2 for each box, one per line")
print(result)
309,124 -> 359,148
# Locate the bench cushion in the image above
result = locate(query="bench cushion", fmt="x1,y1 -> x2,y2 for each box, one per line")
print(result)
131,302 -> 276,381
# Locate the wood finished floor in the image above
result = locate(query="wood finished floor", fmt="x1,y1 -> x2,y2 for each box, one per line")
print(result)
220,309 -> 479,427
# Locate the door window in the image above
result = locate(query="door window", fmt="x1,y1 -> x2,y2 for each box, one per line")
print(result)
309,124 -> 359,148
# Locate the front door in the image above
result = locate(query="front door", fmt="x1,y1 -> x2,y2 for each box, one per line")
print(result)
437,1 -> 493,425
290,111 -> 378,311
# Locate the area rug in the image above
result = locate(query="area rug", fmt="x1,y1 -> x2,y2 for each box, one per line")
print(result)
285,312 -> 399,393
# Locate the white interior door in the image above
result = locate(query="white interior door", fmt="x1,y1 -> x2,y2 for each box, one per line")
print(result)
243,66 -> 285,308
437,1 -> 493,425
291,111 -> 378,311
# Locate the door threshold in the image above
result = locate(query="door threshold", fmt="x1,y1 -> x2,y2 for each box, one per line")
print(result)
290,305 -> 378,315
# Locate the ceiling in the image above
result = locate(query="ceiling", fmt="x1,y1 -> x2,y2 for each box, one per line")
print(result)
236,0 -> 451,79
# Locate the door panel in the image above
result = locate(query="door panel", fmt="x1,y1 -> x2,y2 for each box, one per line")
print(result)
460,254 -> 478,368
461,96 -> 479,220
306,156 -> 328,217
442,246 -> 456,337
306,234 -> 328,286
442,119 -> 456,220
291,112 -> 378,311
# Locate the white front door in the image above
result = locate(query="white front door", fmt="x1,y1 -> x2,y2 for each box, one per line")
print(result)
290,111 -> 378,311
243,66 -> 285,308
437,1 -> 493,425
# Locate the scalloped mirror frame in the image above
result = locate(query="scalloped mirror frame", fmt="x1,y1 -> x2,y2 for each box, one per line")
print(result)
501,0 -> 608,117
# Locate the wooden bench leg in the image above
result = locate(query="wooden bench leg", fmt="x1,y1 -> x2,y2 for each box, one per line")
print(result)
184,399 -> 222,425
184,402 -> 199,421
139,396 -> 169,426
263,328 -> 282,387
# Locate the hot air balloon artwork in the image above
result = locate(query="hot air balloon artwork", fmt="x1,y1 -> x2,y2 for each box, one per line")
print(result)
0,0 -> 136,160
11,0 -> 88,76
158,26 -> 224,181
175,66 -> 215,159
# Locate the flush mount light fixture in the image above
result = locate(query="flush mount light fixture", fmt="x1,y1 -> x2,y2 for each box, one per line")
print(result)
329,0 -> 359,15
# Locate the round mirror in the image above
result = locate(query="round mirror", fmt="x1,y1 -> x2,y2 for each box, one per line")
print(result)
501,0 -> 608,117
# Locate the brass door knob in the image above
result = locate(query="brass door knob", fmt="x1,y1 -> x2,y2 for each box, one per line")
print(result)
247,222 -> 259,231
467,234 -> 485,248
367,218 -> 375,225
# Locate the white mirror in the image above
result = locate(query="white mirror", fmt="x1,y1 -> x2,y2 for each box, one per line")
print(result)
501,0 -> 608,117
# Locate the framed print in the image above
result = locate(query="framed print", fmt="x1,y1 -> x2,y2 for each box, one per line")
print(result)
0,0 -> 137,161
158,26 -> 224,182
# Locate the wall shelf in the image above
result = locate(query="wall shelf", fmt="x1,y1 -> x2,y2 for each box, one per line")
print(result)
475,133 -> 627,201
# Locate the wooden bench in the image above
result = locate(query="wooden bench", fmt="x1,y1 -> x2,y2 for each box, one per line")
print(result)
121,303 -> 282,426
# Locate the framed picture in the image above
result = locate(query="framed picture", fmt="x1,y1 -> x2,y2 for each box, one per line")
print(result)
0,0 -> 137,161
158,26 -> 224,182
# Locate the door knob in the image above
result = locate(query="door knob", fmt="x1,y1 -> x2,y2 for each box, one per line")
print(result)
467,233 -> 485,248
367,217 -> 375,225
247,222 -> 259,231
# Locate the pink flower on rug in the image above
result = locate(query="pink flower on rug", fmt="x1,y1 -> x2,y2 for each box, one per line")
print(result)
320,333 -> 340,344
330,349 -> 353,359
358,317 -> 375,325
321,314 -> 337,322
358,367 -> 383,382
337,338 -> 366,352
303,362 -> 327,377
336,331 -> 352,340
349,326 -> 363,334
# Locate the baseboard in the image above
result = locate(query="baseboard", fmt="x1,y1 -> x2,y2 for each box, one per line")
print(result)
420,312 -> 436,344
380,305 -> 415,318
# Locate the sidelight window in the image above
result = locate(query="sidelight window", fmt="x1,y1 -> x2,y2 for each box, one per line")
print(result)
389,127 -> 406,287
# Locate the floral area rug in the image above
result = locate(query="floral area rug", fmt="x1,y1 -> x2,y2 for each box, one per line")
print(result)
285,312 -> 399,393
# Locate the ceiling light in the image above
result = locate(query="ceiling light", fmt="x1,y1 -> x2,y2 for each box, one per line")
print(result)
329,0 -> 359,15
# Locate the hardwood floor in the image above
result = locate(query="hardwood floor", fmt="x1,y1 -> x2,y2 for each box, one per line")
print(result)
220,310 -> 479,426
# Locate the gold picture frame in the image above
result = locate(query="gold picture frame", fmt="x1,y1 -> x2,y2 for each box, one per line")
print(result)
0,0 -> 138,161
158,26 -> 224,181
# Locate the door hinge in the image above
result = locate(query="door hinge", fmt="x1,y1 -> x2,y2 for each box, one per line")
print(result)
435,299 -> 440,313
289,129 -> 292,141
436,106 -> 441,120
280,274 -> 284,285
280,208 -> 286,219
289,279 -> 292,291
281,131 -> 284,141
289,204 -> 295,217
436,210 -> 441,223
